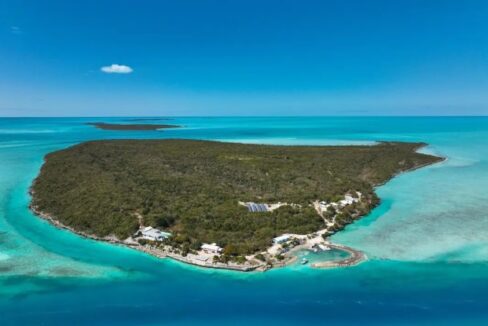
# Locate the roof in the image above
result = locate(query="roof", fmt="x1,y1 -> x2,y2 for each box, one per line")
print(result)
142,229 -> 161,237
246,202 -> 269,212
201,243 -> 222,251
273,234 -> 291,242
141,226 -> 171,238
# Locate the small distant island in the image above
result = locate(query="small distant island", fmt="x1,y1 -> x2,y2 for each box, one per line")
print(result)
30,140 -> 443,271
123,118 -> 173,122
87,122 -> 180,131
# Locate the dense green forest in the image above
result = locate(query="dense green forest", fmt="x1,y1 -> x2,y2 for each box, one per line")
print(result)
31,139 -> 442,254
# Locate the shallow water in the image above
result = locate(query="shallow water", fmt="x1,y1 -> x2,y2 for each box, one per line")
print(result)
1,117 -> 488,325
295,248 -> 350,264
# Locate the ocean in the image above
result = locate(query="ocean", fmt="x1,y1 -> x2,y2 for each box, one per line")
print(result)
0,116 -> 487,325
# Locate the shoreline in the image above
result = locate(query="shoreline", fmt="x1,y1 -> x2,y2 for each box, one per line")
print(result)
29,199 -> 365,272
27,142 -> 445,273
29,199 -> 263,272
310,243 -> 366,268
373,143 -> 446,188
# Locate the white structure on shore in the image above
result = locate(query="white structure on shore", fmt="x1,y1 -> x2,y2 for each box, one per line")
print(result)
319,192 -> 362,212
273,234 -> 291,244
201,243 -> 223,254
339,194 -> 359,206
141,226 -> 171,241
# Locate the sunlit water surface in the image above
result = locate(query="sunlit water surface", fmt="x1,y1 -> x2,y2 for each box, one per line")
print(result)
1,117 -> 487,325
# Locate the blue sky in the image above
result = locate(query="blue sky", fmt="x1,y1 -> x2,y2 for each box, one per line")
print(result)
1,0 -> 487,116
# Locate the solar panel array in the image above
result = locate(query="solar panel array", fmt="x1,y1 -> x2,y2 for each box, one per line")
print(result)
246,202 -> 269,212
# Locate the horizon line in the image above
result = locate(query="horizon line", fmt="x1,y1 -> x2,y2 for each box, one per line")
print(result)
1,114 -> 488,118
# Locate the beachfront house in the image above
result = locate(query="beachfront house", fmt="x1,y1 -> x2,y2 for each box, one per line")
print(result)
273,234 -> 291,244
201,243 -> 223,254
245,202 -> 269,212
141,226 -> 171,241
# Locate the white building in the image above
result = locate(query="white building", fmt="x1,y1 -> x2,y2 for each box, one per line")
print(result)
339,197 -> 353,206
201,243 -> 223,254
273,234 -> 291,244
340,194 -> 360,207
141,226 -> 171,241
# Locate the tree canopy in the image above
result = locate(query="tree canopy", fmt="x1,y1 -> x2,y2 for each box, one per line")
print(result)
31,139 -> 441,254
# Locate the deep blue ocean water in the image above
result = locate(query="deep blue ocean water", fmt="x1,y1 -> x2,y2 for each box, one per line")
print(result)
0,117 -> 488,325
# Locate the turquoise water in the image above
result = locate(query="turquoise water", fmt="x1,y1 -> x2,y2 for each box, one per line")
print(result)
1,117 -> 488,325
295,248 -> 351,264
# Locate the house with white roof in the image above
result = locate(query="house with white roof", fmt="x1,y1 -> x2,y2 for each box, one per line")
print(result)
273,234 -> 291,244
201,243 -> 223,254
141,226 -> 171,241
339,193 -> 361,207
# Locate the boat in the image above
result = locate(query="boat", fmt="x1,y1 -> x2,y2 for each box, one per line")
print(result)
301,258 -> 308,264
318,244 -> 331,251
311,243 -> 330,252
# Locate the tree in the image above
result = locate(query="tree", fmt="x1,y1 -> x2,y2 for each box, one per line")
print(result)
223,244 -> 239,256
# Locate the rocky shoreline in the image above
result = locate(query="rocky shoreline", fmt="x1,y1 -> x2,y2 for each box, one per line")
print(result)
29,194 -> 264,272
29,194 -> 365,272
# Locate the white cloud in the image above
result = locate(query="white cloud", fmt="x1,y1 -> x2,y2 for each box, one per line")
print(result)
100,64 -> 133,74
10,26 -> 22,34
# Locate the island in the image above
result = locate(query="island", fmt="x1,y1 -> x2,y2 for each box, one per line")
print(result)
123,118 -> 173,122
87,122 -> 180,131
30,140 -> 443,271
